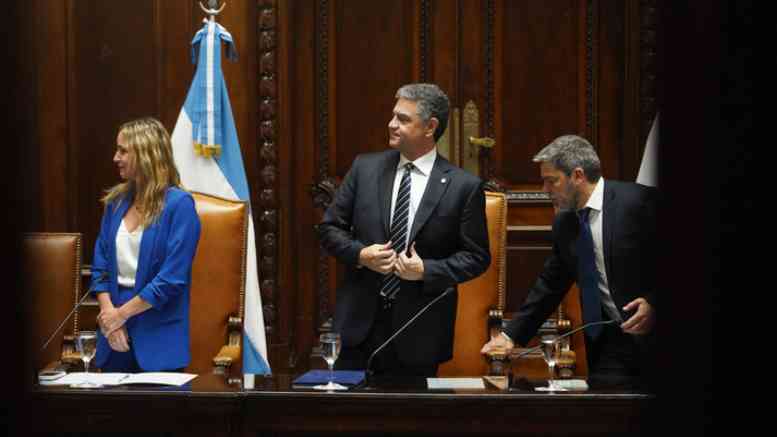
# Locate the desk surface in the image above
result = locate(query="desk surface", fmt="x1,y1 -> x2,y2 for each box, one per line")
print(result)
30,373 -> 655,436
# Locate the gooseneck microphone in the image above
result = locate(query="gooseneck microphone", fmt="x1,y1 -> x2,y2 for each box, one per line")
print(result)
40,271 -> 109,351
509,319 -> 618,360
363,287 -> 455,386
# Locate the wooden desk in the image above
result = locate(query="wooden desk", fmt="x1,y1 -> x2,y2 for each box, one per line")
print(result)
30,373 -> 242,435
28,373 -> 655,436
245,375 -> 654,436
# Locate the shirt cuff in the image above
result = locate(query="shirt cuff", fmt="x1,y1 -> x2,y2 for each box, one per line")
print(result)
500,331 -> 513,343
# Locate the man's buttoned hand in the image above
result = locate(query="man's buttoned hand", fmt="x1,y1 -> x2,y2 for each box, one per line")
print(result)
395,243 -> 424,281
620,297 -> 655,335
359,241 -> 397,274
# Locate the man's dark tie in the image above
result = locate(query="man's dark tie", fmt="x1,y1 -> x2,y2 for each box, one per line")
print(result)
379,162 -> 413,307
577,207 -> 603,339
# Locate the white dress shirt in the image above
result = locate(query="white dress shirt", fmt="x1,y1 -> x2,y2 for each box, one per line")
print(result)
116,219 -> 144,288
389,148 -> 436,249
582,178 -> 622,323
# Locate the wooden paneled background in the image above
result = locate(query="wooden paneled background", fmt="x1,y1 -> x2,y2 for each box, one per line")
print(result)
17,0 -> 657,374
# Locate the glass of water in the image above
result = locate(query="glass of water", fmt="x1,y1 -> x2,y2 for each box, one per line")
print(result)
71,331 -> 102,388
314,332 -> 346,391
540,334 -> 561,391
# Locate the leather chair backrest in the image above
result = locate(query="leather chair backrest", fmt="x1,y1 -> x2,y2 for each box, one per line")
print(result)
188,192 -> 248,375
22,233 -> 82,371
438,192 -> 506,376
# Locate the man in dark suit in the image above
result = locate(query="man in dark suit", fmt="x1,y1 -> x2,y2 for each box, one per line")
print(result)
319,83 -> 491,377
481,135 -> 657,386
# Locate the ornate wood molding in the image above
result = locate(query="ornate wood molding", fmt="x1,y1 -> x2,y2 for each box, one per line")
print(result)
640,0 -> 657,148
257,0 -> 278,339
483,0 -> 496,183
311,0 -> 332,333
586,0 -> 597,142
419,0 -> 430,82
311,178 -> 337,211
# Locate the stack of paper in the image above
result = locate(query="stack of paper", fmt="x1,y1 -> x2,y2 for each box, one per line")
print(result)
426,378 -> 486,389
39,372 -> 197,387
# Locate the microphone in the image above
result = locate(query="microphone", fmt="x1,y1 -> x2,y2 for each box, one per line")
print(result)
363,287 -> 455,387
40,271 -> 109,352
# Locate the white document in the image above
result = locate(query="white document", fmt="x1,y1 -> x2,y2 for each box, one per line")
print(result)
553,379 -> 588,390
121,372 -> 198,386
43,372 -> 129,386
426,378 -> 485,389
40,372 -> 197,387
535,379 -> 589,392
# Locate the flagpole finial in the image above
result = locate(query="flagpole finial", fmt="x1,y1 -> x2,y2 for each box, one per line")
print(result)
199,0 -> 226,22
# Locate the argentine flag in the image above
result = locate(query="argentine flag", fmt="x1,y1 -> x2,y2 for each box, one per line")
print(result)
171,20 -> 271,381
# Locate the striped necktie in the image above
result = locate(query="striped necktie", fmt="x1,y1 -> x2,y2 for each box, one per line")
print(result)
379,162 -> 413,306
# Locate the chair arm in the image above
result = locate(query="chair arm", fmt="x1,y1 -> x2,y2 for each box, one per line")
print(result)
213,345 -> 240,373
60,334 -> 82,369
212,314 -> 243,374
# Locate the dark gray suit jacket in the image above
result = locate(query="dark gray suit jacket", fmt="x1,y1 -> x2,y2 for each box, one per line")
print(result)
319,149 -> 491,366
505,180 -> 658,347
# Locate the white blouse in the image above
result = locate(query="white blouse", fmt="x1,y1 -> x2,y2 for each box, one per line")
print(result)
116,219 -> 144,288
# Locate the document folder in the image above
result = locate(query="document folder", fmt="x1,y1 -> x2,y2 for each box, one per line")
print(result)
292,370 -> 365,388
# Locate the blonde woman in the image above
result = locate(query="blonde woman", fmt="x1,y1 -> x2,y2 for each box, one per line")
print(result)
89,117 -> 201,372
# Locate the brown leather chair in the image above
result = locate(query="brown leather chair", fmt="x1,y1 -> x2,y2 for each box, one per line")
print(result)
438,191 -> 507,376
188,191 -> 248,378
22,233 -> 84,372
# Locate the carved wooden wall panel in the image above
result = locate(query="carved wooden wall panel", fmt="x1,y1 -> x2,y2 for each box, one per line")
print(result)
492,0 -> 587,188
257,0 -> 279,354
331,0 -> 419,175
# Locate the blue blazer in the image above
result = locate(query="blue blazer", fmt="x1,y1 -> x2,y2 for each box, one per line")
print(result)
90,187 -> 201,371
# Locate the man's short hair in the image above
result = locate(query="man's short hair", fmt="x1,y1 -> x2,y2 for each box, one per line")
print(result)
533,135 -> 602,182
395,83 -> 450,142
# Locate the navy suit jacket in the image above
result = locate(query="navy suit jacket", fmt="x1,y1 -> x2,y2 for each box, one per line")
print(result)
504,180 -> 658,346
319,150 -> 491,366
90,187 -> 201,371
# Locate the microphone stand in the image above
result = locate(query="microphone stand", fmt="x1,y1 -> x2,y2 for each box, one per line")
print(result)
361,287 -> 455,389
509,319 -> 618,360
40,271 -> 108,352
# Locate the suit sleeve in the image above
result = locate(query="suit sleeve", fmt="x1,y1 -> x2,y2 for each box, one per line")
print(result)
318,155 -> 367,267
137,194 -> 201,310
421,181 -> 491,294
638,186 -> 659,308
90,203 -> 115,296
504,217 -> 576,347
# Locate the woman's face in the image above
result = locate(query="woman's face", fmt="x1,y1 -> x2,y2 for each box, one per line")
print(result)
113,132 -> 137,182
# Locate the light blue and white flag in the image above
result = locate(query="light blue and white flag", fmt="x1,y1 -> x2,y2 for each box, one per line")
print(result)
171,20 -> 271,379
636,113 -> 659,187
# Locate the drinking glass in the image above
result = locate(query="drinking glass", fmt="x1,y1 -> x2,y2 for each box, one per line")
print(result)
71,331 -> 102,388
540,334 -> 561,391
314,332 -> 346,391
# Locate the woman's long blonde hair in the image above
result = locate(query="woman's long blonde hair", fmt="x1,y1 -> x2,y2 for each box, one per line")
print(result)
102,117 -> 182,226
